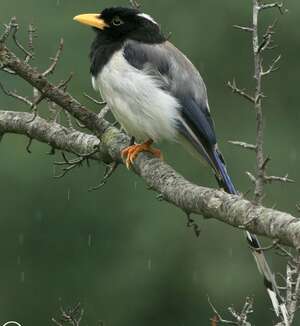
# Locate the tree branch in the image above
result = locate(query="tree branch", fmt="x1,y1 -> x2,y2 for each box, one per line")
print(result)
0,110 -> 104,160
252,0 -> 266,205
1,109 -> 300,249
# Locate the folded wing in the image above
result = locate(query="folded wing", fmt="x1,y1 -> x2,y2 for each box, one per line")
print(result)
124,40 -> 218,171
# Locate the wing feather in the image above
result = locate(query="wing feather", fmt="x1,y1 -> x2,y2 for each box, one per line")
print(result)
124,40 -> 217,164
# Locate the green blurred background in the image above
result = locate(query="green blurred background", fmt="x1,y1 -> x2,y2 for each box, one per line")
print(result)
0,0 -> 299,325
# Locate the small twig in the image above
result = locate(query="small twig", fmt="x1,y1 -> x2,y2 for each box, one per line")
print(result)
84,93 -> 106,106
0,17 -> 17,43
129,0 -> 141,9
10,18 -> 34,62
260,2 -> 285,14
208,297 -> 241,325
246,172 -> 256,184
52,303 -> 84,326
227,80 -> 255,104
264,174 -> 295,184
48,101 -> 61,123
256,239 -> 280,251
0,82 -> 33,106
233,25 -> 254,33
57,73 -> 74,90
83,94 -> 109,117
26,137 -> 33,153
52,318 -> 63,326
229,141 -> 257,151
1,66 -> 16,74
276,245 -> 295,260
27,24 -> 36,55
43,38 -> 64,76
186,212 -> 201,237
88,161 -> 118,191
63,110 -> 75,130
260,156 -> 271,171
262,55 -> 282,76
54,147 -> 99,179
26,92 -> 47,123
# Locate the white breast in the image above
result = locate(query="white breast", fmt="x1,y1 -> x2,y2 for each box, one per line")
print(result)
92,49 -> 180,142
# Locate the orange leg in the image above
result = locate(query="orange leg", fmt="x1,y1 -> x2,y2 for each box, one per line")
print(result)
121,139 -> 162,169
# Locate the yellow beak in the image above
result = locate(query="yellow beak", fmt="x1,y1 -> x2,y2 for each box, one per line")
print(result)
73,13 -> 109,30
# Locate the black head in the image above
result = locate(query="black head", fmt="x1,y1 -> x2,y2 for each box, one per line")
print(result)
74,7 -> 166,44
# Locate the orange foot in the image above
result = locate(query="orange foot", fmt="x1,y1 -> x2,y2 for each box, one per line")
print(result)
121,139 -> 162,169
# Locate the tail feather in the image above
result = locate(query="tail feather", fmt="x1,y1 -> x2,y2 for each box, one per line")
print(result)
211,149 -> 288,324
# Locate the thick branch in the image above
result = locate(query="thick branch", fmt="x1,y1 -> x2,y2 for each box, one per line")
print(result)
1,110 -> 300,249
0,110 -> 105,160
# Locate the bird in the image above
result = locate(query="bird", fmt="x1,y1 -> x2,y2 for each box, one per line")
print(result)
73,6 -> 288,323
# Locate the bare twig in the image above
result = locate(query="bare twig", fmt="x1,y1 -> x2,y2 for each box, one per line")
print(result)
54,147 -> 99,179
9,18 -> 34,62
208,297 -> 237,325
186,213 -> 201,238
274,254 -> 300,326
43,38 -> 64,76
0,82 -> 33,106
83,93 -> 109,117
229,141 -> 257,151
276,245 -> 295,260
233,25 -> 254,33
57,72 -> 74,90
84,93 -> 106,106
27,24 -> 36,55
26,137 -> 33,153
246,171 -> 256,184
88,161 -> 118,191
260,2 -> 285,14
129,0 -> 141,9
63,110 -> 75,130
262,55 -> 282,76
227,80 -> 255,104
264,174 -> 295,184
208,297 -> 253,325
255,239 -> 280,251
0,17 -> 17,43
52,303 -> 84,326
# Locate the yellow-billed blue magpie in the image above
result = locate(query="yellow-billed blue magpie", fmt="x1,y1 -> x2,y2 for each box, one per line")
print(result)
73,7 -> 288,322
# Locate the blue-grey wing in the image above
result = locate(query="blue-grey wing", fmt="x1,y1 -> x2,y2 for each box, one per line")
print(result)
124,40 -> 217,165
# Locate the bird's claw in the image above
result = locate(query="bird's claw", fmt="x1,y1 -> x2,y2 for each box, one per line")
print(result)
121,140 -> 162,169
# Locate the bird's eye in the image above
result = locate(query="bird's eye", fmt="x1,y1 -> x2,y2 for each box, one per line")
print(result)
112,16 -> 123,26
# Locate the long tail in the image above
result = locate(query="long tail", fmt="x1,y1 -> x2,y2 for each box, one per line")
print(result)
211,149 -> 288,324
